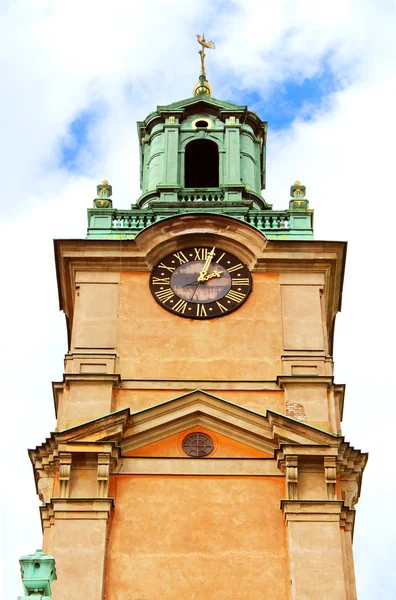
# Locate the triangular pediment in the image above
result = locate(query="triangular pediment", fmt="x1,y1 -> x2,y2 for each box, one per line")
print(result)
119,390 -> 341,455
31,390 -> 343,458
30,390 -> 367,481
124,425 -> 272,459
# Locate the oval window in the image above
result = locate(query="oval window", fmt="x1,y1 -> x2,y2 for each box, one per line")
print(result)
195,120 -> 209,128
182,433 -> 214,457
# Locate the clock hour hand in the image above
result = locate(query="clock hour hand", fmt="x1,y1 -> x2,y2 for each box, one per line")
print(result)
197,246 -> 216,282
182,270 -> 221,288
201,270 -> 221,282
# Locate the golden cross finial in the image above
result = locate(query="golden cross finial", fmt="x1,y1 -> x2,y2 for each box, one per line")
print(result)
196,33 -> 215,77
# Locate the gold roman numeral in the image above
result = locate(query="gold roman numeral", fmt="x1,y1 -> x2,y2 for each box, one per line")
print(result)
155,288 -> 174,303
158,262 -> 175,273
216,301 -> 228,313
215,252 -> 225,264
173,251 -> 189,265
232,278 -> 250,286
173,298 -> 188,313
227,263 -> 244,273
196,304 -> 207,317
225,290 -> 246,303
152,276 -> 170,285
194,247 -> 209,261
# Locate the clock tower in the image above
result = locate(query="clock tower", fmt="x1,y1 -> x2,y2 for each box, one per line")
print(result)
29,56 -> 366,600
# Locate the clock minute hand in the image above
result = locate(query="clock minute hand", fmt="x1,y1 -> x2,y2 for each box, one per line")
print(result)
197,246 -> 216,282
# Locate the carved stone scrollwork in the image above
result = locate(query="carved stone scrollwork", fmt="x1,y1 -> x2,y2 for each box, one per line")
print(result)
37,471 -> 55,504
286,455 -> 298,500
59,452 -> 72,498
324,456 -> 337,500
341,476 -> 359,508
97,453 -> 110,498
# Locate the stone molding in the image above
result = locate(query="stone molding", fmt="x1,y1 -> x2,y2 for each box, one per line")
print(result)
31,391 -> 367,508
52,375 -> 121,417
281,500 -> 356,535
118,379 -> 282,391
281,500 -> 345,522
277,375 -> 334,389
118,457 -> 281,476
64,352 -> 117,375
30,437 -> 122,507
135,213 -> 268,269
41,498 -> 114,528
281,354 -> 334,376
277,443 -> 367,505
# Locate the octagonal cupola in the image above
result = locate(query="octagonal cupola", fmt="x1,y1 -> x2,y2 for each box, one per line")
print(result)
136,95 -> 269,210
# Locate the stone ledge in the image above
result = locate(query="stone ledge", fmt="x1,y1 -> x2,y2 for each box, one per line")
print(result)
64,374 -> 120,386
41,498 -> 114,525
119,457 -> 282,476
277,375 -> 334,388
281,500 -> 344,522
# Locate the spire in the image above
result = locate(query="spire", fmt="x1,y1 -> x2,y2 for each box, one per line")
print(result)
193,33 -> 215,97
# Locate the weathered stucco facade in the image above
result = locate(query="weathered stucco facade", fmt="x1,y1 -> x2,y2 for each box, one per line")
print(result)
29,87 -> 366,600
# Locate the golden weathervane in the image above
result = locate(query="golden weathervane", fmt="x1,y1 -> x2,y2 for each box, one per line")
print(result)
196,33 -> 216,77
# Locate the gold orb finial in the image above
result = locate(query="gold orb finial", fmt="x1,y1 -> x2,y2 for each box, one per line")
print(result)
102,180 -> 109,185
193,77 -> 213,97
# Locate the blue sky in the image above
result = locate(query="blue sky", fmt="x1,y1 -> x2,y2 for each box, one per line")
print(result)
60,61 -> 339,171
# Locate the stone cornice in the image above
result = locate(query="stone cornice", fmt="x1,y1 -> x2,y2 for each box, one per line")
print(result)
32,392 -> 367,463
277,375 -> 334,388
281,500 -> 357,536
276,442 -> 367,477
40,498 -> 114,528
281,500 -> 345,522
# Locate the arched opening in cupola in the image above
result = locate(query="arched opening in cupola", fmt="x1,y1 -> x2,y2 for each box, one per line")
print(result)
185,139 -> 219,188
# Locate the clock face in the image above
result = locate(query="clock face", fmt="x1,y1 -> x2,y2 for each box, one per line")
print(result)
150,246 -> 252,319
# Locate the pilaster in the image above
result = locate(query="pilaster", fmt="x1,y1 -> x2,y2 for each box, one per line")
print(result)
41,499 -> 114,600
224,118 -> 241,186
281,500 -> 350,600
277,375 -> 335,432
56,374 -> 120,430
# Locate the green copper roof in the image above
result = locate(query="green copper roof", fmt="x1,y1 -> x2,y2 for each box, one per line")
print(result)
86,95 -> 313,241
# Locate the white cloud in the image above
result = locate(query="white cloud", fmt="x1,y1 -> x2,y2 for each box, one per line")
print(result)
1,0 -> 395,598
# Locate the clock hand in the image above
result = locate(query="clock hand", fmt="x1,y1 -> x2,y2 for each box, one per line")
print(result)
182,279 -> 200,288
182,271 -> 221,287
190,282 -> 200,302
197,247 -> 216,282
201,270 -> 221,281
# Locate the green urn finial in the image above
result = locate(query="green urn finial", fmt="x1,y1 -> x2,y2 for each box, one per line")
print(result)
289,181 -> 309,209
94,180 -> 113,208
19,549 -> 57,599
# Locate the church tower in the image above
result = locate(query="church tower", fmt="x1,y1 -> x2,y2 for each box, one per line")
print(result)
29,40 -> 366,600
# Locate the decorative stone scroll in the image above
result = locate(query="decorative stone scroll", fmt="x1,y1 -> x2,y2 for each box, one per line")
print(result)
341,476 -> 359,508
97,453 -> 111,498
324,456 -> 337,500
285,455 -> 299,500
59,452 -> 72,498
